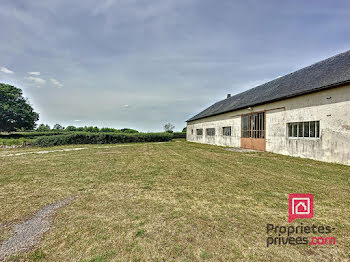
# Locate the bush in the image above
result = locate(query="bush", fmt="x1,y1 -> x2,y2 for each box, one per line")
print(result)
34,132 -> 173,147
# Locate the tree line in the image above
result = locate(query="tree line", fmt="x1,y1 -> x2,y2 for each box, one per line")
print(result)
36,124 -> 139,133
1,83 -> 186,133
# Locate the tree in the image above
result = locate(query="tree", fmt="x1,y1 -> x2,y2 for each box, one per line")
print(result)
0,83 -> 39,132
164,123 -> 175,133
84,126 -> 99,132
37,124 -> 50,132
53,124 -> 64,130
120,128 -> 139,133
182,127 -> 187,133
65,125 -> 77,131
84,126 -> 93,132
100,127 -> 117,132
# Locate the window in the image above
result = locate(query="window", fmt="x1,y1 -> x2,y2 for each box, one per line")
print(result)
292,123 -> 298,137
316,121 -> 320,137
206,128 -> 215,136
223,127 -> 231,136
191,129 -> 193,135
241,112 -> 265,138
287,121 -> 320,138
304,122 -> 309,137
252,112 -> 265,138
196,129 -> 203,135
310,121 -> 315,137
298,122 -> 303,137
242,115 -> 251,138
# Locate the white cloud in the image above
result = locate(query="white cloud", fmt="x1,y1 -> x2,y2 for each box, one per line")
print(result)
124,104 -> 129,108
27,76 -> 46,84
50,78 -> 63,88
28,71 -> 40,76
0,66 -> 14,74
74,120 -> 81,122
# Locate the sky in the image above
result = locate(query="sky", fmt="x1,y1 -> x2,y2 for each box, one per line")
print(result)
1,0 -> 350,131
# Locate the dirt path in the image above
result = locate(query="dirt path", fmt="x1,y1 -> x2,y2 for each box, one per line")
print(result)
0,196 -> 76,261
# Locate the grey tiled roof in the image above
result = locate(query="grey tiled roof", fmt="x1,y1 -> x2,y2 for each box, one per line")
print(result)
187,50 -> 350,122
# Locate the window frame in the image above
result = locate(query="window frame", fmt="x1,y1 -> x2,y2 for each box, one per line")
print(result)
196,128 -> 203,136
241,114 -> 252,138
222,126 -> 232,136
287,121 -> 320,139
206,128 -> 216,136
241,111 -> 265,139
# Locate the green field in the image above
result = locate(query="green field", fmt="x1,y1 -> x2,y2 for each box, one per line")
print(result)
0,141 -> 349,261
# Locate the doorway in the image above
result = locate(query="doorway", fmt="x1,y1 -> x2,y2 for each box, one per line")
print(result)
240,111 -> 266,151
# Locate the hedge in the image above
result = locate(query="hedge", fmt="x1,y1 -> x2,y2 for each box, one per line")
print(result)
0,131 -> 67,139
34,132 -> 173,147
0,138 -> 35,146
173,132 -> 186,138
0,129 -> 140,139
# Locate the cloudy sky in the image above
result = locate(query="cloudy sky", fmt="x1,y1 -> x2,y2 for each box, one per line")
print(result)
1,0 -> 350,131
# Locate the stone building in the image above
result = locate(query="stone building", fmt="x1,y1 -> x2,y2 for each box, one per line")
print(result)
186,50 -> 350,165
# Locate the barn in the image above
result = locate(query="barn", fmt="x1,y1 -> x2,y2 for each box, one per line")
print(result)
186,50 -> 350,165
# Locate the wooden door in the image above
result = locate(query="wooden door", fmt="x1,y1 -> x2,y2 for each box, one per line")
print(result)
241,112 -> 266,151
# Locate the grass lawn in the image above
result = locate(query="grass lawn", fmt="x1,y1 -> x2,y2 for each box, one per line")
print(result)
0,141 -> 349,261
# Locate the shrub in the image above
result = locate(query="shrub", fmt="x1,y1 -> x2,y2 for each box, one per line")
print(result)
34,132 -> 173,147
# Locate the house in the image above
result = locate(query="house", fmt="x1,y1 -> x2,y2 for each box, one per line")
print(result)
186,50 -> 350,165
